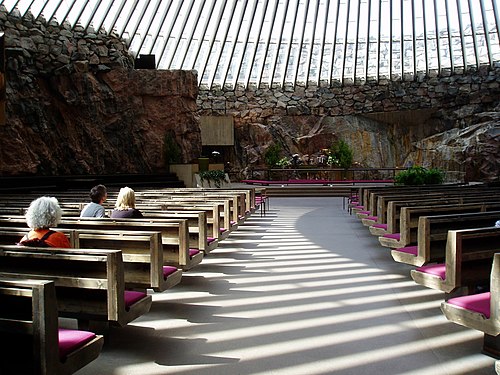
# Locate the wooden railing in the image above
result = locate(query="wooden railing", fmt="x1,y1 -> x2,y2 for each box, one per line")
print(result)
245,167 -> 407,182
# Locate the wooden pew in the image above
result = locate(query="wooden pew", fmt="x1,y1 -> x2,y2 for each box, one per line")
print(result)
359,185 -> 500,222
390,210 -> 500,266
378,202 -> 500,249
411,226 -> 500,293
0,227 -> 182,293
0,215 -> 202,271
352,183 -> 469,214
365,191 -> 500,232
73,229 -> 183,292
0,246 -> 152,329
440,253 -> 500,358
0,277 -> 104,375
160,201 -> 232,239
138,209 -> 217,254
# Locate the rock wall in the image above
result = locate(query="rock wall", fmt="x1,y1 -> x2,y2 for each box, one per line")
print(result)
198,67 -> 500,182
0,8 -> 201,176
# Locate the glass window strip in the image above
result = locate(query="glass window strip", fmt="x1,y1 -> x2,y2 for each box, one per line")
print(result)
156,1 -> 188,68
207,0 -> 240,88
229,0 -> 259,88
2,0 -> 500,88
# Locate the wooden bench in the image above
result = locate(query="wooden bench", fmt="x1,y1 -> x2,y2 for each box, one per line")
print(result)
411,226 -> 500,293
137,209 -> 217,254
358,185 -> 500,222
0,226 -> 182,293
364,191 -> 500,231
351,183 -> 468,214
159,201 -> 232,239
0,215 -> 202,271
440,252 -> 500,358
0,245 -> 152,329
378,202 -> 500,249
391,211 -> 500,266
0,277 -> 104,375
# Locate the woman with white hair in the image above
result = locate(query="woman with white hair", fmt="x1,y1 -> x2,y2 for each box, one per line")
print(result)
19,196 -> 71,248
111,187 -> 143,218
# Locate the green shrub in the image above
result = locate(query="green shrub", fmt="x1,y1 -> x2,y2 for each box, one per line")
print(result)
264,144 -> 282,167
164,133 -> 181,165
329,140 -> 353,169
394,166 -> 445,185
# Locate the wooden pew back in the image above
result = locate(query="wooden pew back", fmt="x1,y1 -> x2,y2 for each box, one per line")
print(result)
0,277 -> 104,375
0,245 -> 152,327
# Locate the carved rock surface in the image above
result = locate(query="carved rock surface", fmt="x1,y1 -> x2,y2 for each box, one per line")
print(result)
0,8 -> 201,176
407,117 -> 500,182
0,68 -> 200,176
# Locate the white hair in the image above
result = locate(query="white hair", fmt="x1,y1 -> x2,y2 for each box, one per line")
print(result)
25,196 -> 62,230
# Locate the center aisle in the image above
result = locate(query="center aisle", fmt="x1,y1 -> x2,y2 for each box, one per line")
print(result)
77,197 -> 496,375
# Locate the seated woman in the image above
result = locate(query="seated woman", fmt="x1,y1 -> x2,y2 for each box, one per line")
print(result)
19,196 -> 71,248
111,187 -> 143,218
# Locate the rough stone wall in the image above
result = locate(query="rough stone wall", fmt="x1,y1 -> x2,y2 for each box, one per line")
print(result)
198,67 -> 500,181
0,8 -> 201,176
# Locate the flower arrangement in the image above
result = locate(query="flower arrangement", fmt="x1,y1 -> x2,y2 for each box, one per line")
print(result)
277,157 -> 291,168
198,169 -> 227,187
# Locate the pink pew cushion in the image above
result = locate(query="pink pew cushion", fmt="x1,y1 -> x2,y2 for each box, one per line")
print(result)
394,246 -> 418,255
189,248 -> 200,258
447,292 -> 491,318
415,263 -> 446,280
124,290 -> 147,311
372,223 -> 388,230
354,205 -> 364,209
230,221 -> 236,226
359,211 -> 371,215
207,237 -> 216,244
163,266 -> 178,279
219,228 -> 227,233
366,216 -> 378,221
58,328 -> 96,360
383,233 -> 401,240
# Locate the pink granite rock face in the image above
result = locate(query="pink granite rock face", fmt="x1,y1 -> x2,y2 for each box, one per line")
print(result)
0,68 -> 201,176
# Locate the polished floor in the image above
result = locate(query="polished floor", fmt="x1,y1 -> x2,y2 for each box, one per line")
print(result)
76,197 -> 498,375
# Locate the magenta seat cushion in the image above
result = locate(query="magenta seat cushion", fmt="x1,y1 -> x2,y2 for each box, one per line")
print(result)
359,210 -> 371,215
207,237 -> 216,244
230,221 -> 236,225
395,245 -> 418,255
366,216 -> 378,221
58,328 -> 96,360
447,292 -> 491,318
124,290 -> 147,310
354,205 -> 364,209
219,228 -> 226,233
372,223 -> 388,229
415,263 -> 446,280
189,248 -> 200,258
383,233 -> 401,240
163,266 -> 178,279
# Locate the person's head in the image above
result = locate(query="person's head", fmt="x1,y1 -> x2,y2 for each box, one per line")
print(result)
89,184 -> 107,204
25,196 -> 62,230
115,187 -> 136,210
